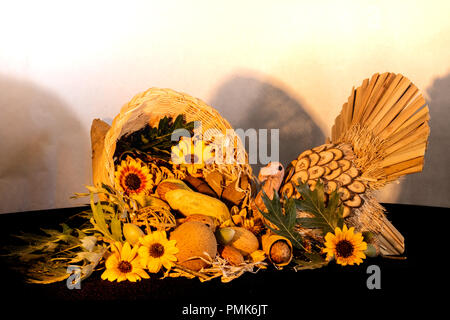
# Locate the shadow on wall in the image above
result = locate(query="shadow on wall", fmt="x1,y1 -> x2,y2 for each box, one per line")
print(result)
397,72 -> 450,208
0,74 -> 89,214
210,74 -> 325,173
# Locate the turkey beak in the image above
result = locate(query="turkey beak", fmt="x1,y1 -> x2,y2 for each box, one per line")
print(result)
259,162 -> 284,181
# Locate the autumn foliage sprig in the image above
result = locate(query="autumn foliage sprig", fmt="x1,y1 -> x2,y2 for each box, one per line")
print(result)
259,181 -> 345,269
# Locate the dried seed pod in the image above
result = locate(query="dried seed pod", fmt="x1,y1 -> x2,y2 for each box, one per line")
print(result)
313,143 -> 335,153
262,233 -> 293,267
325,181 -> 338,194
324,167 -> 342,180
298,149 -> 313,159
238,208 -> 247,217
346,167 -> 360,178
308,166 -> 325,179
232,215 -> 243,225
307,179 -> 317,191
291,170 -> 309,184
329,148 -> 343,160
342,206 -> 352,218
280,182 -> 294,198
334,173 -> 352,186
295,157 -> 310,172
308,153 -> 320,166
284,166 -> 295,183
230,206 -> 240,216
338,159 -> 351,172
312,144 -> 327,153
324,166 -> 331,175
318,151 -> 334,166
348,180 -> 366,193
338,187 -> 351,201
328,160 -> 339,170
345,194 -> 362,207
290,159 -> 297,169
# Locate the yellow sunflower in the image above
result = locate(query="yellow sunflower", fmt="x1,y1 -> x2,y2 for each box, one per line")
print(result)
115,157 -> 153,196
138,230 -> 179,273
101,241 -> 149,282
170,137 -> 214,175
323,225 -> 367,266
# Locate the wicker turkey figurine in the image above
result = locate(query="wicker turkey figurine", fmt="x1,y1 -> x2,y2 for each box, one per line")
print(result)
263,72 -> 430,256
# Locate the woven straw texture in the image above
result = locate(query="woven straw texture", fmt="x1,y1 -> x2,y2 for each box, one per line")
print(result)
96,87 -> 248,188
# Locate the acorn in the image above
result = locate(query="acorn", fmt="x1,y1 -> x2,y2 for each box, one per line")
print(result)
215,227 -> 236,245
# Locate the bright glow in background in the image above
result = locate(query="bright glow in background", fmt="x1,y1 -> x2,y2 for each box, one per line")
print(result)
1,1 -> 449,213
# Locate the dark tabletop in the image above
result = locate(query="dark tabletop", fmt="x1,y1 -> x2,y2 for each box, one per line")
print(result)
0,203 -> 448,315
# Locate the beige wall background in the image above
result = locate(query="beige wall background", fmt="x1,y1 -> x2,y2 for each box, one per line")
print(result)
1,0 -> 449,213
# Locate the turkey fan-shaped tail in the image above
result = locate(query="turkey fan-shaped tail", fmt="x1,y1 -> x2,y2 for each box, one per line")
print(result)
330,72 -> 430,255
331,72 -> 429,186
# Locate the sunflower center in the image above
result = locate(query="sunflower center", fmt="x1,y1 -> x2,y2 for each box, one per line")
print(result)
125,173 -> 142,191
149,243 -> 165,258
335,240 -> 354,258
184,153 -> 199,164
118,260 -> 132,273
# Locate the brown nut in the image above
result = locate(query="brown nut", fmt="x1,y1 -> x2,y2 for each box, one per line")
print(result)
219,245 -> 244,266
262,233 -> 293,267
270,241 -> 292,265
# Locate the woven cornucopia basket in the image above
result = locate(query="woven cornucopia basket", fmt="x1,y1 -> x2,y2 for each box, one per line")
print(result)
91,87 -> 257,230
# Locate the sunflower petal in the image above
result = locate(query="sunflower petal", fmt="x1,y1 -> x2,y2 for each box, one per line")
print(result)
147,257 -> 162,273
106,269 -> 119,282
165,246 -> 179,255
117,274 -> 127,282
134,268 -> 150,279
161,257 -> 175,270
126,273 -> 139,282
105,254 -> 119,269
121,242 -> 133,261
138,245 -> 149,259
